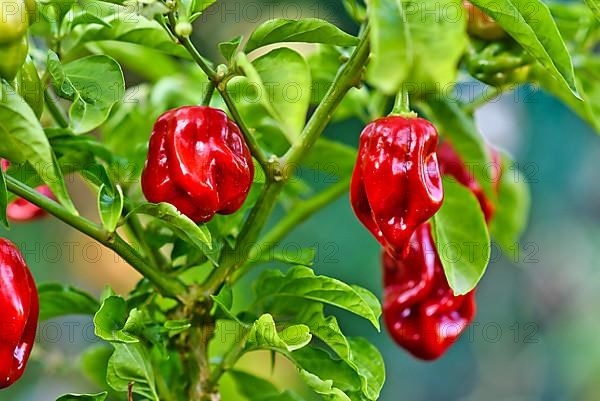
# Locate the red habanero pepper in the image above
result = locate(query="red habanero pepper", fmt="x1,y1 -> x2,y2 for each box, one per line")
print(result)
1,160 -> 54,222
437,141 -> 501,222
350,116 -> 444,257
141,106 -> 254,223
0,238 -> 39,388
383,224 -> 476,361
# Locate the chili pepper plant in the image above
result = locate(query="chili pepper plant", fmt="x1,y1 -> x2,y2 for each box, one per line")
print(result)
0,0 -> 598,399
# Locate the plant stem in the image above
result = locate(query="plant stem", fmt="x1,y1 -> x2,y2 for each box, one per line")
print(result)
463,86 -> 503,114
202,81 -> 215,106
188,314 -> 218,401
202,181 -> 283,294
232,177 -> 351,283
206,329 -> 250,390
168,15 -> 270,172
123,211 -> 168,270
281,24 -> 371,170
5,175 -> 186,298
390,89 -> 417,118
203,24 -> 371,294
44,88 -> 69,128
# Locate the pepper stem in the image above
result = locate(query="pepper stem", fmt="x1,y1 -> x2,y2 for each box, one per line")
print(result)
390,89 -> 418,118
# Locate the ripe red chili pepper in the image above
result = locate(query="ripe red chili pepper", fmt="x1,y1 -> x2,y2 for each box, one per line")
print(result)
1,160 -> 54,222
350,116 -> 444,256
383,224 -> 476,360
0,238 -> 39,388
141,106 -> 254,223
437,141 -> 500,222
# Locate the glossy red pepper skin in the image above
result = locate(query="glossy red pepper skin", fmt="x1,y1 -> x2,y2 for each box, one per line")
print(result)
1,160 -> 54,222
0,239 -> 39,388
383,224 -> 476,360
350,116 -> 444,256
437,142 -> 500,222
142,106 -> 254,223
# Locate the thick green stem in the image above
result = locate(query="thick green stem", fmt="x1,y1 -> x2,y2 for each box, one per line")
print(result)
44,88 -> 69,128
203,181 -> 283,294
5,175 -> 186,298
463,86 -> 503,114
123,211 -> 168,270
232,177 -> 351,282
202,81 -> 215,107
206,329 -> 250,390
281,25 -> 371,170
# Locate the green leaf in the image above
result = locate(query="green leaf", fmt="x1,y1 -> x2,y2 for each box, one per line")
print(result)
226,76 -> 288,155
302,139 -> 357,178
80,345 -> 113,389
469,0 -> 579,97
269,301 -> 383,400
56,393 -> 107,401
347,338 -> 385,400
432,178 -> 491,295
106,343 -> 159,401
38,284 -> 99,321
228,370 -> 279,396
367,0 -> 467,94
0,82 -> 76,213
125,202 -> 213,259
0,168 -> 8,228
584,0 -> 600,21
211,284 -> 243,324
48,52 -> 125,134
187,0 -> 217,20
245,18 -> 359,53
98,184 -> 123,233
489,154 -> 531,252
286,301 -> 350,359
532,57 -> 600,133
65,10 -> 188,58
307,45 -> 370,122
248,314 -> 312,353
299,370 -> 351,401
424,97 -> 494,200
255,266 -> 381,330
163,319 -> 191,336
228,370 -> 304,401
367,0 -> 411,93
219,36 -> 242,64
293,347 -> 361,401
69,7 -> 113,29
256,248 -> 316,267
93,295 -> 139,343
251,48 -> 311,142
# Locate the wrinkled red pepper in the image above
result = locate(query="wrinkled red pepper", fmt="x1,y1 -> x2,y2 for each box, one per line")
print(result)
437,141 -> 501,222
142,106 -> 254,223
383,224 -> 476,360
0,238 -> 39,388
1,160 -> 54,222
350,116 -> 444,256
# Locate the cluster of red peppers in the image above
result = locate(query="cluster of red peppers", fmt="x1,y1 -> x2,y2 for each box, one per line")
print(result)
351,113 -> 500,360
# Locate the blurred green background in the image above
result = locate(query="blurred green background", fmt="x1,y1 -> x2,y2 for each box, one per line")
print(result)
3,0 -> 600,400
